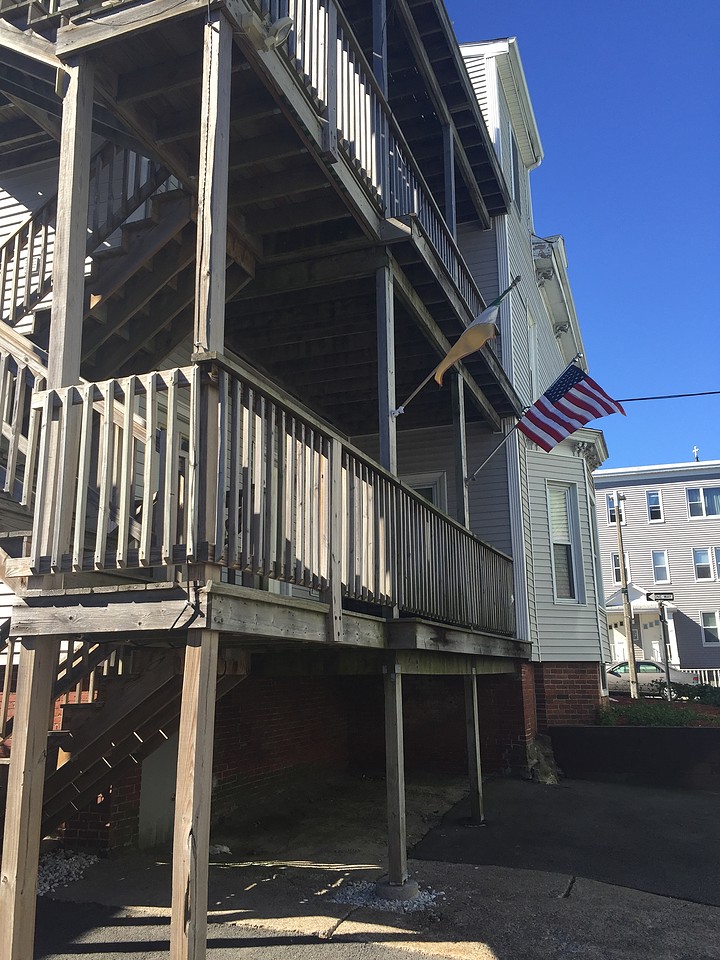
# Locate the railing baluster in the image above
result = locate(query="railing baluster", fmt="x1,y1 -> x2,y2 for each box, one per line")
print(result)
115,376 -> 136,567
93,382 -> 114,570
240,385 -> 253,571
139,373 -> 157,565
161,369 -> 179,564
227,377 -> 242,568
71,383 -> 94,571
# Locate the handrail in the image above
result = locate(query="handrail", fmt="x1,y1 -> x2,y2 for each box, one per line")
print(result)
21,353 -> 514,636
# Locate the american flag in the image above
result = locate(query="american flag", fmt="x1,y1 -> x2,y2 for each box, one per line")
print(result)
517,364 -> 625,452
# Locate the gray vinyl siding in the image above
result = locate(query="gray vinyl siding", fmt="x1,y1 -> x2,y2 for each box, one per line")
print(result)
595,464 -> 720,668
456,222 -> 499,304
352,424 -> 512,556
528,447 -> 606,661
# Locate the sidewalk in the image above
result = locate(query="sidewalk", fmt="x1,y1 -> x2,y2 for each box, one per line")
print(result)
35,778 -> 720,959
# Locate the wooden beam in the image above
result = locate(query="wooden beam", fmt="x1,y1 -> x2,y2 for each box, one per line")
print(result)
390,258 -> 502,431
387,618 -> 527,660
464,667 -> 485,824
451,373 -> 469,527
194,11 -> 232,354
0,637 -> 58,960
56,0 -> 212,58
234,248 -> 381,298
443,122 -> 456,237
47,55 -> 94,389
384,661 -> 408,885
0,20 -> 64,71
376,262 -> 397,473
170,629 -> 219,960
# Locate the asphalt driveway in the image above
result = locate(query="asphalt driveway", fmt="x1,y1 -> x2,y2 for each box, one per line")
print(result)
33,777 -> 720,960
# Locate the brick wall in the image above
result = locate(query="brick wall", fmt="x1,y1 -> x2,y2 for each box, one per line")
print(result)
211,675 -> 351,824
534,662 -> 605,727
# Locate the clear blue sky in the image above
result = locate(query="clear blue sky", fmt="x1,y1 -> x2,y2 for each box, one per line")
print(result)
446,0 -> 720,468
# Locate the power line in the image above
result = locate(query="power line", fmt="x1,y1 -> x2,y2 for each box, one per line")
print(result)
617,390 -> 720,403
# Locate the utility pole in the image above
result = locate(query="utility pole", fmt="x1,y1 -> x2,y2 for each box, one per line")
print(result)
614,490 -> 638,699
658,601 -> 673,701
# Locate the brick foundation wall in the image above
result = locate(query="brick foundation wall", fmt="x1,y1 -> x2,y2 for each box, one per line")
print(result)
211,675 -> 351,825
534,662 -> 606,727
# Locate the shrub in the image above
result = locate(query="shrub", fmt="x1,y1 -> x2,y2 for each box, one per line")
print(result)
598,702 -> 720,727
648,680 -> 720,705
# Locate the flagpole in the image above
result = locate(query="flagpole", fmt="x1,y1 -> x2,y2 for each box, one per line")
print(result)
466,421 -> 523,483
391,277 -> 522,417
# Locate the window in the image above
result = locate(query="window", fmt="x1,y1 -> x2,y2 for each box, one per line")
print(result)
548,482 -> 583,602
652,550 -> 670,583
646,491 -> 663,522
693,548 -> 713,581
687,487 -> 720,517
701,612 -> 720,645
611,552 -> 630,584
638,662 -> 663,673
607,493 -> 625,525
403,472 -> 448,513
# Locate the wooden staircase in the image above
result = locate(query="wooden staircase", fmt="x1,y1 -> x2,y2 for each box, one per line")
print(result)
0,642 -> 246,842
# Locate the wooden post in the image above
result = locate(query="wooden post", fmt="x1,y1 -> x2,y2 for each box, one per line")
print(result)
372,0 -> 388,94
451,373 -> 469,528
322,437 -> 343,642
170,629 -> 219,960
47,56 -> 94,389
376,263 -> 397,474
464,667 -> 486,824
377,661 -> 418,897
0,637 -> 59,960
193,10 -> 232,355
442,123 -> 456,238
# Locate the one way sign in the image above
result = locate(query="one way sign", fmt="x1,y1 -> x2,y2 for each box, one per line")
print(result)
646,592 -> 674,602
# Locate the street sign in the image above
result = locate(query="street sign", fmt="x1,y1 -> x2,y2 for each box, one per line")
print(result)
646,592 -> 674,602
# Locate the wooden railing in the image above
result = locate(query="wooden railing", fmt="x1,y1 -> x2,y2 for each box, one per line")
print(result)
260,0 -> 486,320
23,356 -> 514,636
0,341 -> 46,506
0,142 -> 169,329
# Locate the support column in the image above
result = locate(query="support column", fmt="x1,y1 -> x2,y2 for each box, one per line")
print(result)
0,638 -> 59,960
48,56 -> 94,389
193,10 -> 232,355
170,629 -> 219,960
463,667 -> 486,825
442,123 -> 456,237
451,373 -> 470,528
376,263 -> 397,474
371,0 -> 388,94
376,662 -> 418,899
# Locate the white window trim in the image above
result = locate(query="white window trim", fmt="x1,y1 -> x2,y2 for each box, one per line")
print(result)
692,547 -> 714,582
606,493 -> 626,526
547,480 -> 585,605
611,551 -> 630,585
700,610 -> 720,646
651,549 -> 670,584
686,485 -> 720,520
403,471 -> 448,514
646,490 -> 664,523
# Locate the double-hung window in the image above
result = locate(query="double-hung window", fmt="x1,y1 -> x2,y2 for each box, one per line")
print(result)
607,494 -> 625,525
700,612 -> 720,645
693,548 -> 713,580
687,487 -> 720,518
548,482 -> 583,602
646,491 -> 663,522
651,550 -> 670,583
611,552 -> 630,584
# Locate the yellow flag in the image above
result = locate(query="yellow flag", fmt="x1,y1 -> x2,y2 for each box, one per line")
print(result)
433,305 -> 499,386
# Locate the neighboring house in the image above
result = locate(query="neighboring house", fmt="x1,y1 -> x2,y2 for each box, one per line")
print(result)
594,461 -> 720,676
458,38 -> 612,725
